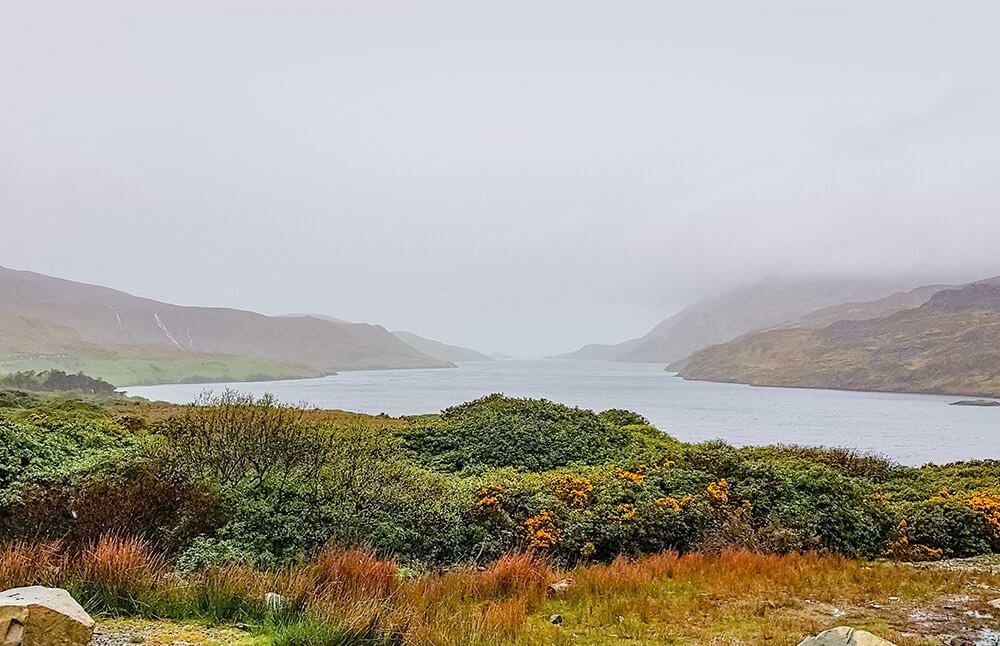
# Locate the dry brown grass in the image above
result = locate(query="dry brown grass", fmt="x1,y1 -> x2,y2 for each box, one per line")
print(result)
0,541 -> 63,588
1,538 -> 997,645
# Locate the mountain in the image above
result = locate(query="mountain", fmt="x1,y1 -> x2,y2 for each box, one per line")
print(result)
559,276 -> 913,364
786,283 -> 956,329
392,331 -> 494,363
0,266 -> 452,385
676,281 -> 1000,398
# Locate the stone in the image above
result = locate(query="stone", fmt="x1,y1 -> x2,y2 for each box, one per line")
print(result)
989,598 -> 1000,610
548,614 -> 563,625
0,586 -> 94,645
546,578 -> 575,597
797,626 -> 897,646
264,592 -> 286,613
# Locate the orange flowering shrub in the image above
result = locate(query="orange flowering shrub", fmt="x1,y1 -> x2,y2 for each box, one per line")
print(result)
706,479 -> 729,505
553,475 -> 593,507
655,496 -> 692,512
523,511 -> 559,550
477,484 -> 504,511
966,492 -> 1000,538
615,464 -> 646,483
610,504 -> 639,521
886,519 -> 943,562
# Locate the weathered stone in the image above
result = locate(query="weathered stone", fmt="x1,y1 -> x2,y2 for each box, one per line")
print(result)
0,586 -> 94,646
264,592 -> 286,613
797,626 -> 897,646
548,614 -> 563,625
546,578 -> 575,597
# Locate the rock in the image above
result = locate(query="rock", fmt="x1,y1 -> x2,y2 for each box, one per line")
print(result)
264,592 -> 286,612
546,578 -> 575,597
0,586 -> 94,645
797,626 -> 897,646
548,614 -> 563,625
989,598 -> 1000,610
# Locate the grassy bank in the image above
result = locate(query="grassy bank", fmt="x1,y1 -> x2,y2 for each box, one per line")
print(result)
0,351 -> 323,386
5,538 -> 999,645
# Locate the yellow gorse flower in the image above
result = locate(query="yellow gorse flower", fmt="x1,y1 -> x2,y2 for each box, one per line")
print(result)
655,496 -> 692,512
611,504 -> 639,521
554,475 -> 594,507
967,492 -> 1000,537
706,479 -> 729,504
524,511 -> 559,549
886,518 -> 944,561
616,464 -> 647,483
477,484 -> 504,510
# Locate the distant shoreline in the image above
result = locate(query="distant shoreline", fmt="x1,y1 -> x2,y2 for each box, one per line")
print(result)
672,371 -> 1000,402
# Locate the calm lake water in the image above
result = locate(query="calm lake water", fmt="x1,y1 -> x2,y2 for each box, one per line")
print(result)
125,360 -> 999,466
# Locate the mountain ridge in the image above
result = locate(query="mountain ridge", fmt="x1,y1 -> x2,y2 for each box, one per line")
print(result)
391,331 -> 494,363
676,281 -> 1000,398
558,276 -> 915,364
0,266 -> 452,385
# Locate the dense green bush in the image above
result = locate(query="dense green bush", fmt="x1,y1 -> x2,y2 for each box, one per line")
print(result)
2,392 -> 998,569
598,409 -> 650,427
904,498 -> 995,558
2,450 -> 224,552
0,415 -> 138,503
397,395 -> 632,472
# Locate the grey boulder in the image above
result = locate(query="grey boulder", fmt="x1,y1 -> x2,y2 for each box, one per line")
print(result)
797,626 -> 897,646
0,586 -> 95,646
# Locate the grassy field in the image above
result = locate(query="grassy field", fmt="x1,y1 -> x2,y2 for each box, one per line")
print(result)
5,539 -> 999,645
0,351 -> 323,386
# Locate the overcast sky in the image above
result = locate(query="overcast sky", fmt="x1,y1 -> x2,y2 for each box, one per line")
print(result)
3,1 -> 999,355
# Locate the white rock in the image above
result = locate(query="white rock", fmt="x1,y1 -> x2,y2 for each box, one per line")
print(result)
797,626 -> 897,646
546,578 -> 575,597
0,586 -> 94,646
264,592 -> 286,612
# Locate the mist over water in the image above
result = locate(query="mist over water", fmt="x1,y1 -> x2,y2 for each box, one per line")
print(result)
126,360 -> 998,466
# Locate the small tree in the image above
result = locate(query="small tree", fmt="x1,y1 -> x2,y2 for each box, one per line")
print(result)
158,390 -> 336,496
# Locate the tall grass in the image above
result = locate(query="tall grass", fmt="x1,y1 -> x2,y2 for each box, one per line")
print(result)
0,537 -> 991,646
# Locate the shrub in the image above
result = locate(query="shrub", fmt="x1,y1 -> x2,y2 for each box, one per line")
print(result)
906,497 -> 995,558
2,449 -> 224,552
398,395 -> 631,472
598,409 -> 650,427
157,390 -> 335,495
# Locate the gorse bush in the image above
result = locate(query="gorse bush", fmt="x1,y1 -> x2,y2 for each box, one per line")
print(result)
398,394 -> 634,472
1,392 -> 998,571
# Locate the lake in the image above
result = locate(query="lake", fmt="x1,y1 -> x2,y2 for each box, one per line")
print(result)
125,359 -> 999,466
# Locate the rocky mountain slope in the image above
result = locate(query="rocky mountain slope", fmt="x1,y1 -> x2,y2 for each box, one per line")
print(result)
559,277 -> 912,364
677,282 -> 1000,397
0,266 -> 451,385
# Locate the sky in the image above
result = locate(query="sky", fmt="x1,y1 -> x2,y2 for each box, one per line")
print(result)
3,1 -> 1000,355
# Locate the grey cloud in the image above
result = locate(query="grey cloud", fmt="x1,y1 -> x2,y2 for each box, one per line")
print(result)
2,1 -> 998,354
